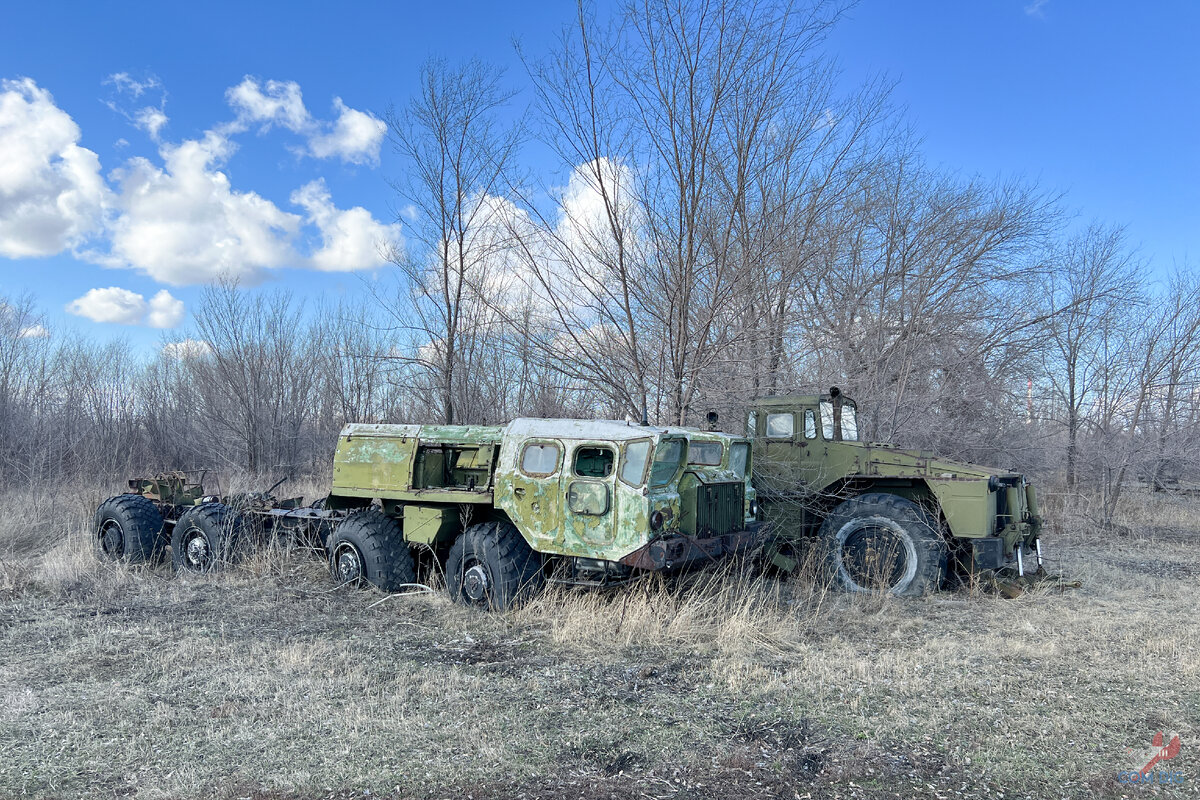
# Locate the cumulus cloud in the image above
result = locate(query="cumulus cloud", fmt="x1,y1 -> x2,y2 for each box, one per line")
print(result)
134,106 -> 169,140
0,78 -> 108,257
308,98 -> 387,165
161,338 -> 211,359
224,76 -> 385,164
66,286 -> 185,328
145,289 -> 185,327
105,132 -> 301,285
226,77 -> 309,133
3,75 -> 395,291
291,179 -> 400,271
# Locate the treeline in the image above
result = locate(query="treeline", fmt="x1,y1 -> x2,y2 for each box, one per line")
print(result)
2,1 -> 1198,526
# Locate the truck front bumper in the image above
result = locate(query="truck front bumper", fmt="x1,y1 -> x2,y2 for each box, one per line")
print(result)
618,521 -> 770,572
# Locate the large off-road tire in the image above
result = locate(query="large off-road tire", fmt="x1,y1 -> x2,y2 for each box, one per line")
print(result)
446,520 -> 543,610
819,493 -> 947,596
94,494 -> 165,564
171,503 -> 244,574
327,510 -> 416,592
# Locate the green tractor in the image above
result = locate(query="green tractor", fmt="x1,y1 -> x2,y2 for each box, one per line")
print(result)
747,388 -> 1043,595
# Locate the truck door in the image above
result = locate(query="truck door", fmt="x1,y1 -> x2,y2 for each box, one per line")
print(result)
763,409 -> 824,488
506,438 -> 565,551
560,441 -> 618,549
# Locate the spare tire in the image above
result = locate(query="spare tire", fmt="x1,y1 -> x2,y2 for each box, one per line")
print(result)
94,494 -> 165,564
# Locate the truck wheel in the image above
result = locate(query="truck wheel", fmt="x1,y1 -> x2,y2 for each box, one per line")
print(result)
171,503 -> 243,573
446,520 -> 543,610
94,494 -> 164,563
328,510 -> 416,592
819,493 -> 946,596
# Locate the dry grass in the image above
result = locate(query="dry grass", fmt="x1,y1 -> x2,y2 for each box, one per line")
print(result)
0,482 -> 1197,799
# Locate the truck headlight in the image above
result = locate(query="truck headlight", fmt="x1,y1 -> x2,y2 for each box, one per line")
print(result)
749,499 -> 759,518
650,510 -> 664,531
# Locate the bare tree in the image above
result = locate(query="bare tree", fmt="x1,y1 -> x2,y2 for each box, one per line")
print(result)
384,58 -> 524,425
521,0 -> 868,424
1040,224 -> 1141,492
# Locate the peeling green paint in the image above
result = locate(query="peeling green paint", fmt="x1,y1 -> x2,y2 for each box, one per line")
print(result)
330,418 -> 763,565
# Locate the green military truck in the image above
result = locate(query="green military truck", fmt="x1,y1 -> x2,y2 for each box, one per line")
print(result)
325,419 -> 764,608
94,419 -> 766,609
747,388 -> 1042,595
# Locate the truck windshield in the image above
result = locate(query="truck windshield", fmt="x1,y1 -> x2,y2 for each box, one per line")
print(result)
842,402 -> 859,441
687,441 -> 723,466
649,438 -> 686,487
729,443 -> 749,479
820,400 -> 860,442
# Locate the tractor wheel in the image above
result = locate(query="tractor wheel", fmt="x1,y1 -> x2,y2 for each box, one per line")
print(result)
94,494 -> 165,564
327,510 -> 416,592
818,493 -> 946,596
171,503 -> 244,574
446,520 -> 543,610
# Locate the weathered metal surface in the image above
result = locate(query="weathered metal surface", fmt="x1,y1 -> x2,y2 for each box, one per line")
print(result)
402,504 -> 459,545
329,416 -> 766,572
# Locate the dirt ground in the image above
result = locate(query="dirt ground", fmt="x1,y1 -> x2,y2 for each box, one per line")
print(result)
0,487 -> 1196,799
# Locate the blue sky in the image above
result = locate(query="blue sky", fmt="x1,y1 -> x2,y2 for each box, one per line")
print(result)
1,0 -> 1196,353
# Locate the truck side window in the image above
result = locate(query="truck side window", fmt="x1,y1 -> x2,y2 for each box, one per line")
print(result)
804,409 -> 817,439
620,440 -> 651,486
746,411 -> 757,436
765,413 -> 793,438
574,446 -> 614,477
567,481 -> 610,515
520,442 -> 560,476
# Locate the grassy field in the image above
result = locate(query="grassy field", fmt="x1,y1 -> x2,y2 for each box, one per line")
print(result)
0,484 -> 1197,799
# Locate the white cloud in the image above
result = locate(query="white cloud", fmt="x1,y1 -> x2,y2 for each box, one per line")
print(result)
105,73 -> 160,99
224,77 -> 385,164
106,132 -> 301,285
226,77 -> 310,133
66,286 -> 185,328
161,338 -> 211,359
66,287 -> 148,325
0,78 -> 108,257
146,289 -> 184,328
3,75 -> 390,286
134,106 -> 169,140
308,98 -> 386,165
291,179 -> 400,271
104,72 -> 169,141
17,323 -> 49,339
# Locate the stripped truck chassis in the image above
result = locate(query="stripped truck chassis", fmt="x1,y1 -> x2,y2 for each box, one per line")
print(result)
94,472 -> 346,572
